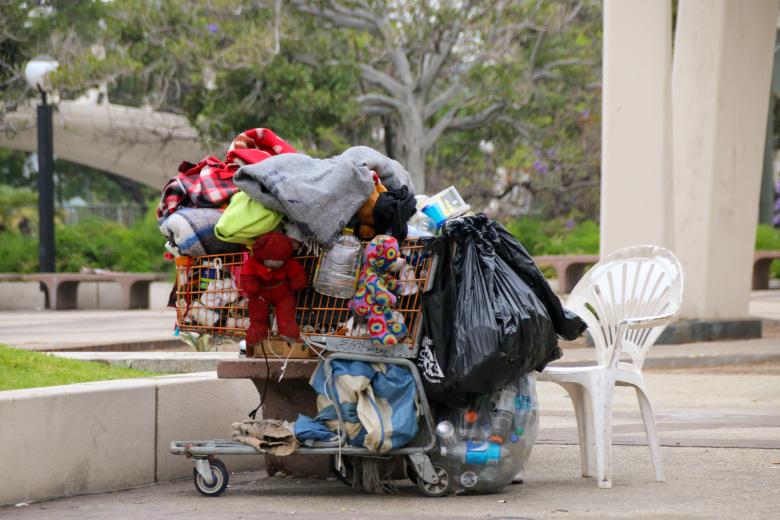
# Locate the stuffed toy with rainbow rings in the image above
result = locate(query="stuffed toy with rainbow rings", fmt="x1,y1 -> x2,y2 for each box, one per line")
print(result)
350,235 -> 408,346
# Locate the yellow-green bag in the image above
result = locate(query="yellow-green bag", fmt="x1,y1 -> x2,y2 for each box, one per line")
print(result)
214,191 -> 283,245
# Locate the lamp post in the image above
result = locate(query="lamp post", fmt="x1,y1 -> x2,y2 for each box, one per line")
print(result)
24,56 -> 59,273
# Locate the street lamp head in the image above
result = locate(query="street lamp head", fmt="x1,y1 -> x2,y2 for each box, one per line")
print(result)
24,55 -> 59,93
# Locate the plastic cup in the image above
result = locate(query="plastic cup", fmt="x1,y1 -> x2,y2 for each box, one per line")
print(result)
422,203 -> 447,227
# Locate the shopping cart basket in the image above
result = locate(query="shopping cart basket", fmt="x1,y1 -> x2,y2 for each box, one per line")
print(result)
170,238 -> 453,496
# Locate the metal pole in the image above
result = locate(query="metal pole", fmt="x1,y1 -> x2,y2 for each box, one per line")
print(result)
37,93 -> 55,273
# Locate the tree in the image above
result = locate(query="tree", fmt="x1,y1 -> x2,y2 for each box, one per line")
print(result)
422,0 -> 603,219
2,0 -> 603,221
290,0 -> 594,192
46,0 -> 368,155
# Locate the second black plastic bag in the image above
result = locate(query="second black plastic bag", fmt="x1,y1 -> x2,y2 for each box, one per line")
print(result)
418,214 -> 585,405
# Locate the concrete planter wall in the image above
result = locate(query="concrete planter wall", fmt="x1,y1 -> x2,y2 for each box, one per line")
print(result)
0,281 -> 172,311
0,372 -> 263,506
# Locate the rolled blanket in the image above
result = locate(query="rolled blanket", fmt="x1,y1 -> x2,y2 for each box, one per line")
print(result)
214,192 -> 284,245
234,147 -> 415,245
226,128 -> 297,167
159,207 -> 243,256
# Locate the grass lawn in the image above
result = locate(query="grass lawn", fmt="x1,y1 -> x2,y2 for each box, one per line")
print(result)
0,344 -> 162,391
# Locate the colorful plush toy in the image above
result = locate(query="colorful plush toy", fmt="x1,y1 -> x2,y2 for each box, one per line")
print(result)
351,235 -> 408,346
240,231 -> 307,344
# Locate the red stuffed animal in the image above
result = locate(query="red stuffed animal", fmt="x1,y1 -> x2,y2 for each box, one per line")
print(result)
240,231 -> 307,344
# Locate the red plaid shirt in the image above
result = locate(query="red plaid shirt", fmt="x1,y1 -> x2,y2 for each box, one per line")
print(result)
157,128 -> 295,219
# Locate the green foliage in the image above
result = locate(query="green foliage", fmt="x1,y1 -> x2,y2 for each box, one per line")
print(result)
0,150 -> 29,186
0,232 -> 38,273
0,344 -> 161,392
0,185 -> 37,232
55,206 -> 169,273
180,333 -> 216,352
35,0 -> 369,156
0,204 -> 170,274
755,224 -> 780,278
425,1 -> 603,219
505,216 -> 600,257
4,0 -> 604,224
755,224 -> 780,250
189,55 -> 361,154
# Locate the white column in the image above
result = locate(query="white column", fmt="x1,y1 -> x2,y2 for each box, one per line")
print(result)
600,0 -> 673,256
672,0 -> 778,319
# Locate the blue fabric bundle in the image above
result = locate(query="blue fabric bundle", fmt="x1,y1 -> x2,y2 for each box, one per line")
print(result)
294,360 -> 418,453
159,207 -> 243,256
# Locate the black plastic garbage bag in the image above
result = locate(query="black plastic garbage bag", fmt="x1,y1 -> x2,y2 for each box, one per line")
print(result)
418,214 -> 585,405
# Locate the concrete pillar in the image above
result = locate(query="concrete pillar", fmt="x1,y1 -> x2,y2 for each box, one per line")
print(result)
672,0 -> 778,319
600,0 -> 673,256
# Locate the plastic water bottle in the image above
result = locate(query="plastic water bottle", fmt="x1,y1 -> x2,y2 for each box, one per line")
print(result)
440,440 -> 510,465
407,211 -> 437,237
462,409 -> 482,440
436,421 -> 458,447
489,387 -> 517,444
314,228 -> 362,299
514,394 -> 533,436
489,410 -> 514,445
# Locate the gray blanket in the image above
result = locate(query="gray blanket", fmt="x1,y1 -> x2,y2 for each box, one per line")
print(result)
234,146 -> 415,245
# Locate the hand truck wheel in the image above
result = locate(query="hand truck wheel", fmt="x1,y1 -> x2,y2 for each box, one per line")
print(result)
416,465 -> 450,497
193,458 -> 229,497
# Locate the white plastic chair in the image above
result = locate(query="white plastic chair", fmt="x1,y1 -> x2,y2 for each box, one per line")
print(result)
538,245 -> 683,488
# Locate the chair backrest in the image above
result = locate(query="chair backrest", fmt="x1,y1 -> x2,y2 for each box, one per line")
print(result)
565,245 -> 684,370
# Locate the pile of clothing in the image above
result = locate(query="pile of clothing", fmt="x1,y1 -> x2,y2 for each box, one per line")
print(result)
159,128 -> 419,334
158,128 -> 417,255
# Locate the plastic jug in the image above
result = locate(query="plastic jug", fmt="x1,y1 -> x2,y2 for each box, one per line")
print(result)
314,228 -> 362,299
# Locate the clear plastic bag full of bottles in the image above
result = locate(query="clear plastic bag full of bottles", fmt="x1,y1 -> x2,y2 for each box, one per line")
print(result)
430,372 -> 539,494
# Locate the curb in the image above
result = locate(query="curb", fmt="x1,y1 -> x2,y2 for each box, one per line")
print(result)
34,338 -> 188,352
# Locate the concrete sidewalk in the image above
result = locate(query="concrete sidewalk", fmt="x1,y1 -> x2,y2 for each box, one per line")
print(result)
555,337 -> 780,369
0,309 -> 182,350
748,289 -> 780,320
2,370 -> 778,519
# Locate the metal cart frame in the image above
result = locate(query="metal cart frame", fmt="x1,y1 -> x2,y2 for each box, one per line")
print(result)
170,251 -> 453,496
170,352 -> 448,497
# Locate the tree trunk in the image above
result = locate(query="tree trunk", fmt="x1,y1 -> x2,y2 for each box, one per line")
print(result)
399,102 -> 427,193
404,144 -> 426,194
382,115 -> 395,159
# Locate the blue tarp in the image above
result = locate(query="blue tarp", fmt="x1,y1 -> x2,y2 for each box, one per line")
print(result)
294,360 -> 418,453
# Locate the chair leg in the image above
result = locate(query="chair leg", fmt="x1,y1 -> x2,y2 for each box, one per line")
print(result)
561,383 -> 593,477
635,384 -> 665,482
592,374 -> 614,489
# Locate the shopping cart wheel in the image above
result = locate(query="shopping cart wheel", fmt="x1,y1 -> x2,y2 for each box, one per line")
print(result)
416,465 -> 450,497
193,458 -> 229,497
